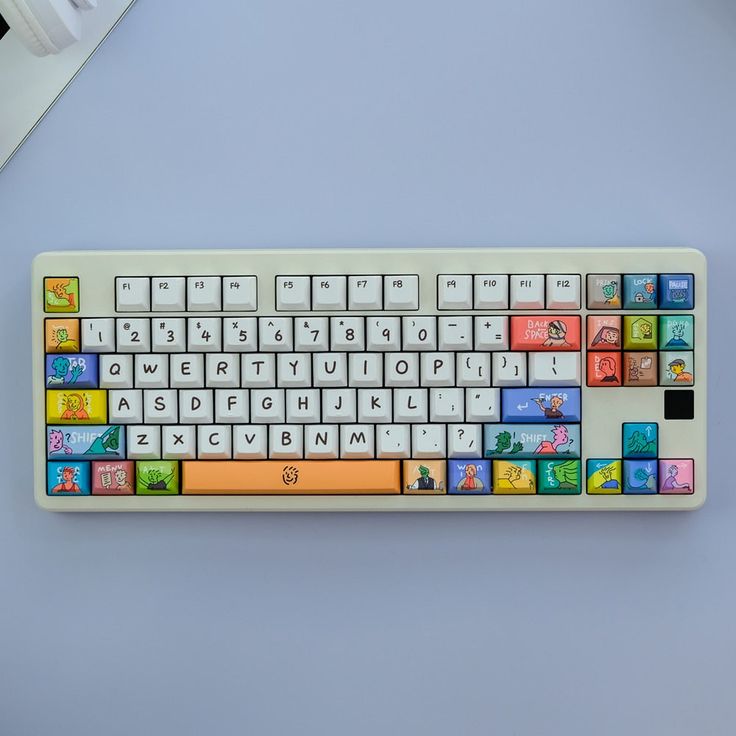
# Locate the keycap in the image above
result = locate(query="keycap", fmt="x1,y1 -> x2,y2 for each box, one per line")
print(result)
46,389 -> 107,424
269,425 -> 303,459
623,351 -> 657,386
376,425 -> 411,459
586,459 -> 622,494
47,424 -> 124,459
116,318 -> 150,352
527,353 -> 581,386
501,388 -> 581,422
81,318 -> 116,352
623,315 -> 657,350
474,275 -> 508,309
223,317 -> 258,352
587,274 -> 621,309
659,315 -> 694,350
276,276 -> 311,310
447,459 -> 491,494
187,277 -> 221,311
222,276 -> 258,311
384,275 -> 419,310
447,424 -> 483,458
658,459 -> 694,494
259,318 -> 293,351
475,316 -> 509,351
623,274 -> 657,309
546,275 -> 580,309
206,354 -> 240,388
92,460 -> 135,494
305,425 -> 339,459
47,461 -> 91,495
188,317 -> 222,352
45,318 -> 80,353
116,277 -> 150,311
421,353 -> 454,387
233,425 -> 268,459
127,426 -> 161,459
493,460 -> 536,494
587,315 -> 621,350
198,426 -> 233,459
623,460 -> 657,494
456,353 -> 491,387
509,275 -> 544,309
340,425 -> 374,457
393,389 -> 428,422
367,317 -> 401,350
151,277 -> 186,311
586,352 -> 622,386
44,277 -> 79,313
99,355 -> 133,388
110,390 -> 143,423
312,276 -> 347,310
659,274 -> 694,310
403,317 -> 436,350
215,389 -> 249,422
438,316 -> 473,350
412,425 -> 446,458
182,460 -> 401,493
170,354 -> 204,388
135,354 -> 168,388
492,352 -> 527,387
660,351 -> 694,386
295,318 -> 329,351
510,315 -> 581,351
348,276 -> 383,310
162,425 -> 196,459
45,354 -> 98,388
136,460 -> 180,494
538,459 -> 581,494
438,275 -> 473,309
143,389 -> 178,423
465,388 -> 501,423
622,422 -> 658,458
332,317 -> 365,351
484,423 -> 580,458
403,459 -> 446,494
152,318 -> 187,352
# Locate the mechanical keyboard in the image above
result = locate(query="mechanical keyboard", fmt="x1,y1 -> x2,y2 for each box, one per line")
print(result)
32,248 -> 707,511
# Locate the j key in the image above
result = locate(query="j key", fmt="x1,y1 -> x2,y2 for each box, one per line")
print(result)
501,388 -> 581,422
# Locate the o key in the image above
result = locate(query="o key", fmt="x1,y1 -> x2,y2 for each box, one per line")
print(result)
510,315 -> 581,351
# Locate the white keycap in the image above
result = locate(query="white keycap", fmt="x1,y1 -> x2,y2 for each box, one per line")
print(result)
366,316 -> 401,351
349,275 -> 383,310
276,276 -> 311,310
546,274 -> 581,309
322,389 -> 357,423
100,354 -> 133,388
384,275 -> 419,310
528,352 -> 581,386
331,317 -> 365,351
438,316 -> 473,350
358,388 -> 392,423
438,275 -> 473,309
376,424 -> 411,458
188,317 -> 222,352
151,277 -> 186,311
305,425 -> 339,459
465,388 -> 501,422
152,318 -> 186,352
348,353 -> 383,387
170,354 -> 204,388
403,316 -> 437,350
447,424 -> 483,458
340,425 -> 375,458
179,389 -> 214,423
393,389 -> 428,423
420,352 -> 454,387
429,388 -> 464,422
492,352 -> 527,386
277,354 -> 312,387
127,425 -> 161,459
474,275 -> 508,309
313,353 -> 347,387
206,354 -> 240,388
474,316 -> 509,351
108,389 -> 142,423
259,318 -> 293,351
81,319 -> 115,352
269,425 -> 303,459
116,277 -> 150,312
242,354 -> 276,387
222,276 -> 258,311
233,425 -> 268,459
135,354 -> 169,388
456,353 -> 491,387
286,389 -> 320,423
385,353 -> 419,387
116,318 -> 150,352
215,389 -> 249,423
250,389 -> 285,423
510,275 -> 545,309
294,317 -> 330,351
411,424 -> 446,458
143,389 -> 178,423
187,276 -> 221,311
197,426 -> 232,459
223,317 -> 258,352
312,276 -> 347,310
162,425 -> 196,459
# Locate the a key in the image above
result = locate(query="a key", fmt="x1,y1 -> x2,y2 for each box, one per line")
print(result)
376,425 -> 411,458
143,389 -> 178,423
206,354 -> 240,388
170,354 -> 204,388
429,388 -> 464,422
340,425 -> 375,458
420,352 -> 455,387
241,354 -> 276,387
385,353 -> 419,387
313,353 -> 348,387
322,389 -> 357,423
278,354 -> 312,387
393,388 -> 428,423
108,389 -> 143,423
250,389 -> 286,423
456,353 -> 491,387
348,353 -> 383,387
305,425 -> 339,459
214,389 -> 249,422
187,276 -> 221,311
233,425 -> 268,459
358,388 -> 392,423
162,425 -> 196,459
127,425 -> 161,459
285,389 -> 320,423
179,389 -> 214,423
99,355 -> 133,388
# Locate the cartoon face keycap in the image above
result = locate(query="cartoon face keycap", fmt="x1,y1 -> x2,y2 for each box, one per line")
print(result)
45,353 -> 98,388
622,423 -> 658,458
587,315 -> 621,350
92,461 -> 135,495
587,274 -> 621,309
483,424 -> 580,459
492,460 -> 536,494
623,315 -> 658,350
659,274 -> 694,309
47,425 -> 125,459
501,388 -> 581,422
46,390 -> 107,424
510,315 -> 580,351
658,459 -> 694,494
44,277 -> 79,313
623,460 -> 658,494
538,459 -> 581,494
136,461 -> 180,495
447,459 -> 491,494
660,351 -> 694,386
623,274 -> 657,309
47,461 -> 91,495
623,351 -> 658,386
403,459 -> 446,494
586,459 -> 622,494
587,352 -> 622,387
659,315 -> 694,350
45,319 -> 80,353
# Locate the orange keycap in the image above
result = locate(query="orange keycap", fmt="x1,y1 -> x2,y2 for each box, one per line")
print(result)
510,315 -> 580,351
182,460 -> 401,494
45,318 -> 80,352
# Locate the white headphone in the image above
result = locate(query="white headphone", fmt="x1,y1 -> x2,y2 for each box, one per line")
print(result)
0,0 -> 97,56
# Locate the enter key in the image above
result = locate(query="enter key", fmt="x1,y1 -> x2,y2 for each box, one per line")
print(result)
501,388 -> 581,423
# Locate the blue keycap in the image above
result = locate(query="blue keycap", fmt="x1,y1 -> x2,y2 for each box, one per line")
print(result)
659,274 -> 694,309
484,423 -> 580,459
501,388 -> 581,423
47,461 -> 91,495
622,422 -> 657,459
45,353 -> 98,388
47,425 -> 125,460
623,274 -> 658,309
447,459 -> 492,494
623,460 -> 658,494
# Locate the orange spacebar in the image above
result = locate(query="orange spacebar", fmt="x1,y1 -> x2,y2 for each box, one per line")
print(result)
182,461 -> 402,494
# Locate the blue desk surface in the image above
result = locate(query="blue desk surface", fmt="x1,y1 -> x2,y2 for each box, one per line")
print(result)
0,2 -> 733,733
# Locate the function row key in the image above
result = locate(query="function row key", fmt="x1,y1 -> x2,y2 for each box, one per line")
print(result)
587,273 -> 694,310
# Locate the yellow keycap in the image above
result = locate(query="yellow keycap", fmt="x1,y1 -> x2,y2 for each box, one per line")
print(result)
45,319 -> 80,352
493,460 -> 537,494
46,390 -> 107,424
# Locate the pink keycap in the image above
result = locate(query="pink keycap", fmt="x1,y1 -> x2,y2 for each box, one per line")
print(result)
658,459 -> 694,494
92,461 -> 135,495
510,315 -> 581,351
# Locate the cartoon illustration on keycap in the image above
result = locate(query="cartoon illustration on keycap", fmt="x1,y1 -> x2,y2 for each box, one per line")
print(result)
596,465 -> 619,490
542,320 -> 570,348
626,430 -> 656,457
661,464 -> 691,493
47,355 -> 83,386
51,326 -> 78,351
140,467 -> 176,491
455,464 -> 484,491
51,466 -> 81,493
282,466 -> 299,485
633,280 -> 655,303
590,325 -> 620,348
48,428 -> 72,455
602,281 -> 618,305
630,465 -> 655,492
406,465 -> 444,491
550,460 -> 579,490
631,318 -> 653,342
45,278 -> 78,311
496,464 -> 535,492
664,323 -> 688,348
84,425 -> 121,456
667,358 -> 693,384
535,425 -> 571,455
598,356 -> 619,383
534,395 -> 565,419
492,430 -> 523,455
59,393 -> 89,421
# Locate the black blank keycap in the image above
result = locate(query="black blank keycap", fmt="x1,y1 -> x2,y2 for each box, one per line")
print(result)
664,390 -> 694,420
